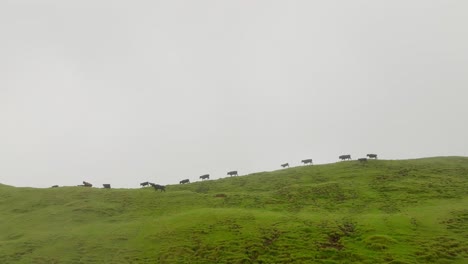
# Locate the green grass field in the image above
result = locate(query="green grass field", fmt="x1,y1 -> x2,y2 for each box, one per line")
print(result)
1,157 -> 467,263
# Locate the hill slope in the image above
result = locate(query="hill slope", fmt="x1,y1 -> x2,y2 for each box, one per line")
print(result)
0,157 -> 467,263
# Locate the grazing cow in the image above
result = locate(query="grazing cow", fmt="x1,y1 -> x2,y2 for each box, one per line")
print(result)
339,155 -> 351,161
281,163 -> 289,168
103,184 -> 111,189
51,185 -> 59,188
199,174 -> 210,180
140,181 -> 150,187
227,171 -> 238,177
367,154 -> 378,159
358,158 -> 367,162
83,181 -> 92,187
301,159 -> 313,165
150,183 -> 166,192
180,179 -> 190,184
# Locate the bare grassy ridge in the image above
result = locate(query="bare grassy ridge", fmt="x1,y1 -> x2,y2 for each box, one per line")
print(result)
0,157 -> 467,263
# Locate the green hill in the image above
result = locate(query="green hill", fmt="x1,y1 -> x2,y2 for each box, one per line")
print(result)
1,157 -> 467,263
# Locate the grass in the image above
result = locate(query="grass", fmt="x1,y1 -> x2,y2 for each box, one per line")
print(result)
0,157 -> 467,263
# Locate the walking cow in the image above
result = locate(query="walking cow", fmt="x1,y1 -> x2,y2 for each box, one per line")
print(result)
227,171 -> 238,177
301,159 -> 313,165
180,179 -> 190,184
339,155 -> 351,161
150,183 -> 166,192
281,163 -> 289,168
140,181 -> 150,187
199,174 -> 210,180
367,154 -> 378,159
103,184 -> 111,189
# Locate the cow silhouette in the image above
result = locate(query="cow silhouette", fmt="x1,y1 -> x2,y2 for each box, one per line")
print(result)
281,163 -> 289,168
339,155 -> 351,161
179,179 -> 190,184
150,183 -> 166,192
199,174 -> 210,180
367,154 -> 378,159
78,181 -> 92,187
227,171 -> 238,177
301,159 -> 313,165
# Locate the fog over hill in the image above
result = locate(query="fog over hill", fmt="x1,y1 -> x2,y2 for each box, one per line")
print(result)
1,1 -> 467,188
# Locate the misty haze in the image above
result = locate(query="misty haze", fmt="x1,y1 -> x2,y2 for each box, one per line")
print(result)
1,1 -> 468,264
1,2 -> 467,188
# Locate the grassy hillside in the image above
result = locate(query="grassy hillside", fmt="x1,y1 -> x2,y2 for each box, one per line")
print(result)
0,157 -> 467,263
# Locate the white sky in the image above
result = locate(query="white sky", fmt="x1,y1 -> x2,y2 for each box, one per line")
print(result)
1,1 -> 467,188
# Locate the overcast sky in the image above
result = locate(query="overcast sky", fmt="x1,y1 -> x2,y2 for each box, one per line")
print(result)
1,1 -> 467,188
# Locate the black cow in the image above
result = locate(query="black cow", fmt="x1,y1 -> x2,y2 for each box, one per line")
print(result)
103,184 -> 111,189
140,181 -> 150,187
150,183 -> 166,192
199,174 -> 210,180
180,179 -> 190,184
82,181 -> 92,187
358,158 -> 367,162
281,163 -> 289,168
227,171 -> 238,177
51,185 -> 59,188
367,154 -> 378,159
339,155 -> 351,161
301,159 -> 313,165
